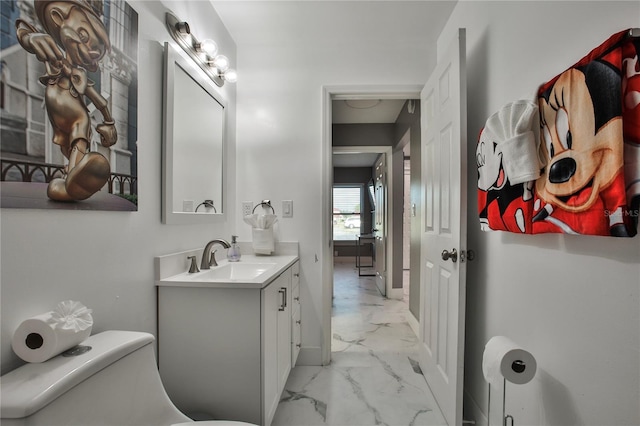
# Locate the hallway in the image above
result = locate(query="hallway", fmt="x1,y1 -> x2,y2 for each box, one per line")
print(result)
272,262 -> 446,426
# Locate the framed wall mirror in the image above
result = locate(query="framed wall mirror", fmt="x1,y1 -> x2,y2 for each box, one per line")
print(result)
162,42 -> 226,224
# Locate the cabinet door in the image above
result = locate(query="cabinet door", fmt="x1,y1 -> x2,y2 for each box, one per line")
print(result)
159,287 -> 262,424
262,280 -> 279,426
276,270 -> 292,394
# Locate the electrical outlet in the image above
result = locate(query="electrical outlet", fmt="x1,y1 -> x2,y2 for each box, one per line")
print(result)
242,202 -> 253,216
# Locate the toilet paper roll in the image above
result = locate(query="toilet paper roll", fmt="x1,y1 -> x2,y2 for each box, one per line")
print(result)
482,336 -> 537,388
12,302 -> 93,363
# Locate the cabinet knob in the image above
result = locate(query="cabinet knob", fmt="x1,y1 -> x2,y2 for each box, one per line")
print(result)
294,273 -> 300,277
296,344 -> 301,348
294,297 -> 300,301
296,320 -> 301,325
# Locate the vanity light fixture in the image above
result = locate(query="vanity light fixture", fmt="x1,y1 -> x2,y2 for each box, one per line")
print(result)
166,12 -> 236,87
210,54 -> 229,71
196,39 -> 218,57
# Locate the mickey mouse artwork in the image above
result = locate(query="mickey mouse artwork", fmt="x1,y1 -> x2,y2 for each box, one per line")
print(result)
15,0 -> 115,201
476,101 -> 537,234
477,29 -> 639,237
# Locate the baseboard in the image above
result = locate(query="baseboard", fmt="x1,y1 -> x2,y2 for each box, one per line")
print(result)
294,346 -> 323,366
387,287 -> 404,300
464,388 -> 487,426
406,309 -> 419,338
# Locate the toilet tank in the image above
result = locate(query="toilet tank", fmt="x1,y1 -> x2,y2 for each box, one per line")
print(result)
1,330 -> 191,426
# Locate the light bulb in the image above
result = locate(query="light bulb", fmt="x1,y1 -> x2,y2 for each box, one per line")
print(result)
197,39 -> 218,58
212,55 -> 229,72
223,69 -> 237,83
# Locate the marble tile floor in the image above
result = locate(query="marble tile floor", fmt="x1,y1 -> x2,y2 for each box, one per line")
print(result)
272,262 -> 446,426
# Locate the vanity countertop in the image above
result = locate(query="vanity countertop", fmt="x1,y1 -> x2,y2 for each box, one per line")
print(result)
156,254 -> 299,289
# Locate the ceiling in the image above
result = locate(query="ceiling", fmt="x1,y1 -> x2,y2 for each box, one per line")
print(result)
333,152 -> 381,168
212,1 -> 456,47
332,99 -> 406,124
212,1 -> 456,167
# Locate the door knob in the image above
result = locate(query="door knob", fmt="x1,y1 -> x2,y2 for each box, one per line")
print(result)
441,248 -> 458,263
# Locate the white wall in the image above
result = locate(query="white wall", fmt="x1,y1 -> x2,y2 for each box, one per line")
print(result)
438,2 -> 640,425
0,0 -> 237,374
228,2 -> 443,364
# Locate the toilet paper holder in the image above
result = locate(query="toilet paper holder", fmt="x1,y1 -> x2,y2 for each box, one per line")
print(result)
487,359 -> 525,426
483,335 -> 536,426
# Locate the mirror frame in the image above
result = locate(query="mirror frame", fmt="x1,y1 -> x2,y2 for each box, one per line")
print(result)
162,42 -> 227,224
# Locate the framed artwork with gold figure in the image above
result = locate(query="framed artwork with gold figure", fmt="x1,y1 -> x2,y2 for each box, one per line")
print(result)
1,0 -> 138,211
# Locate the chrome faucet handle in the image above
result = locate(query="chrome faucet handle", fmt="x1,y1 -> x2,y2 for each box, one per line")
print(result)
209,249 -> 219,267
187,256 -> 200,273
201,239 -> 231,269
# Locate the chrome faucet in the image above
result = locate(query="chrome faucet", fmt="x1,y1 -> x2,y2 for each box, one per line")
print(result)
201,239 -> 231,270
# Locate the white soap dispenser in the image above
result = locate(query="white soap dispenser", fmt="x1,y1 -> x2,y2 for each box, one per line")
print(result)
228,235 -> 241,262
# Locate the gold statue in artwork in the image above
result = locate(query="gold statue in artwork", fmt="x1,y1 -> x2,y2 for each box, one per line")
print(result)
16,0 -> 116,201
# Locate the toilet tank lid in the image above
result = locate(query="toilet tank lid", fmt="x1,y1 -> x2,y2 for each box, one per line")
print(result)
1,330 -> 154,419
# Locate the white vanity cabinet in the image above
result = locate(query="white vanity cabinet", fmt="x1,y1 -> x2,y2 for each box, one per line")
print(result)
157,259 -> 299,426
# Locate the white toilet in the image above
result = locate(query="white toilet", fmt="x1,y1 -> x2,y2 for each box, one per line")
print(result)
0,330 -> 256,426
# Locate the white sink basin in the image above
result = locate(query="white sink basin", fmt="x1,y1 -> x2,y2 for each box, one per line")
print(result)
156,253 -> 298,289
185,262 -> 277,282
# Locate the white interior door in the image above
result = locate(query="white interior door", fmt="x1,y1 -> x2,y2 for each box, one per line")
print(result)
374,155 -> 387,296
418,28 -> 468,426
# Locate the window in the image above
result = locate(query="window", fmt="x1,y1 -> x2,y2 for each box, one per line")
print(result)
107,0 -> 139,61
333,185 -> 362,240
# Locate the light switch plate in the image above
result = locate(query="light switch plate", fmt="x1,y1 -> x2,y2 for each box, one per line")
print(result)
282,200 -> 293,218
